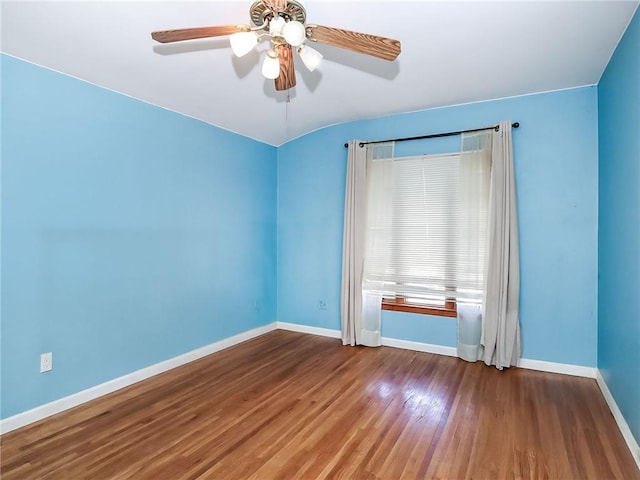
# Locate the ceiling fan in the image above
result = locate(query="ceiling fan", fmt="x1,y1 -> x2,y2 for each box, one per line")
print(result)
151,0 -> 401,91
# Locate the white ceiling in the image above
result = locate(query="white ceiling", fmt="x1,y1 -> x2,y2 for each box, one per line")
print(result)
2,1 -> 638,146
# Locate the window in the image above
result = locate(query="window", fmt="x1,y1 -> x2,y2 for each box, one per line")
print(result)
362,145 -> 490,316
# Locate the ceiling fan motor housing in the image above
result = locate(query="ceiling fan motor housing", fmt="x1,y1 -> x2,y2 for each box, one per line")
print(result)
250,0 -> 307,28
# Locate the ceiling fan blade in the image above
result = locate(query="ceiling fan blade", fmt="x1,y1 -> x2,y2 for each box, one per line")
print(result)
306,25 -> 401,61
151,25 -> 249,43
275,44 -> 296,91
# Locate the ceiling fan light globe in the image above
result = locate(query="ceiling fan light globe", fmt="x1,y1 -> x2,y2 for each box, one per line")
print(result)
230,31 -> 258,57
269,16 -> 286,36
298,45 -> 322,72
282,21 -> 306,47
262,51 -> 281,79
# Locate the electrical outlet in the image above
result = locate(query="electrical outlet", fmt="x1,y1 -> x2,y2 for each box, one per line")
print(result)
319,300 -> 327,310
40,352 -> 52,373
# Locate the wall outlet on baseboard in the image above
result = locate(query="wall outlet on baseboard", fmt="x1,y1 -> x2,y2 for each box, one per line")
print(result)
318,300 -> 327,310
40,352 -> 53,373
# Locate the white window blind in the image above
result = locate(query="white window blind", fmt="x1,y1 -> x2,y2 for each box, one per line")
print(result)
363,148 -> 490,305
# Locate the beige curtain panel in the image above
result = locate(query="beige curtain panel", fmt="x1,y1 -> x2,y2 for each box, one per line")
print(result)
481,120 -> 521,369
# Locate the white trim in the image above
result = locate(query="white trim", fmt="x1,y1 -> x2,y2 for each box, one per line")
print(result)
517,358 -> 597,378
0,323 -> 277,434
278,324 -> 597,378
276,321 -> 341,339
596,370 -> 640,470
275,323 -> 459,356
381,337 -> 458,357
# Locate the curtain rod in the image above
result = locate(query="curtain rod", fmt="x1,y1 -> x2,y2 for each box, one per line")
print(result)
343,122 -> 520,148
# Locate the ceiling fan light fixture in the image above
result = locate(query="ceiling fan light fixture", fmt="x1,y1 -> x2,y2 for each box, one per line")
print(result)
282,20 -> 306,47
298,44 -> 322,72
262,49 -> 281,79
230,31 -> 258,57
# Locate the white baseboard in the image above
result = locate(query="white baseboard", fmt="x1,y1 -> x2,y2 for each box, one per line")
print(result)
381,337 -> 458,357
383,340 -> 597,378
275,323 -> 597,377
596,370 -> 640,470
276,321 -> 341,339
518,358 -> 597,378
0,323 -> 277,434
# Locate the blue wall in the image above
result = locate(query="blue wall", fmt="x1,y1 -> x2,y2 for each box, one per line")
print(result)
278,87 -> 599,367
598,8 -> 640,444
2,43 -> 625,423
1,55 -> 277,419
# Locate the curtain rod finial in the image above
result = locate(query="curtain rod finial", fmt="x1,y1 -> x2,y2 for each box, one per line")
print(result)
513,122 -> 520,128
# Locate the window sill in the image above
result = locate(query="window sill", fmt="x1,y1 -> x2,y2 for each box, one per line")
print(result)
381,298 -> 457,317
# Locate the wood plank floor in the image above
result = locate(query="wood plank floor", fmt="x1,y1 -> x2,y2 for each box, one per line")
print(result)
2,330 -> 638,479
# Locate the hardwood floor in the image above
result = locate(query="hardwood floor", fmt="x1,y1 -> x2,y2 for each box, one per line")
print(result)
2,330 -> 638,479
